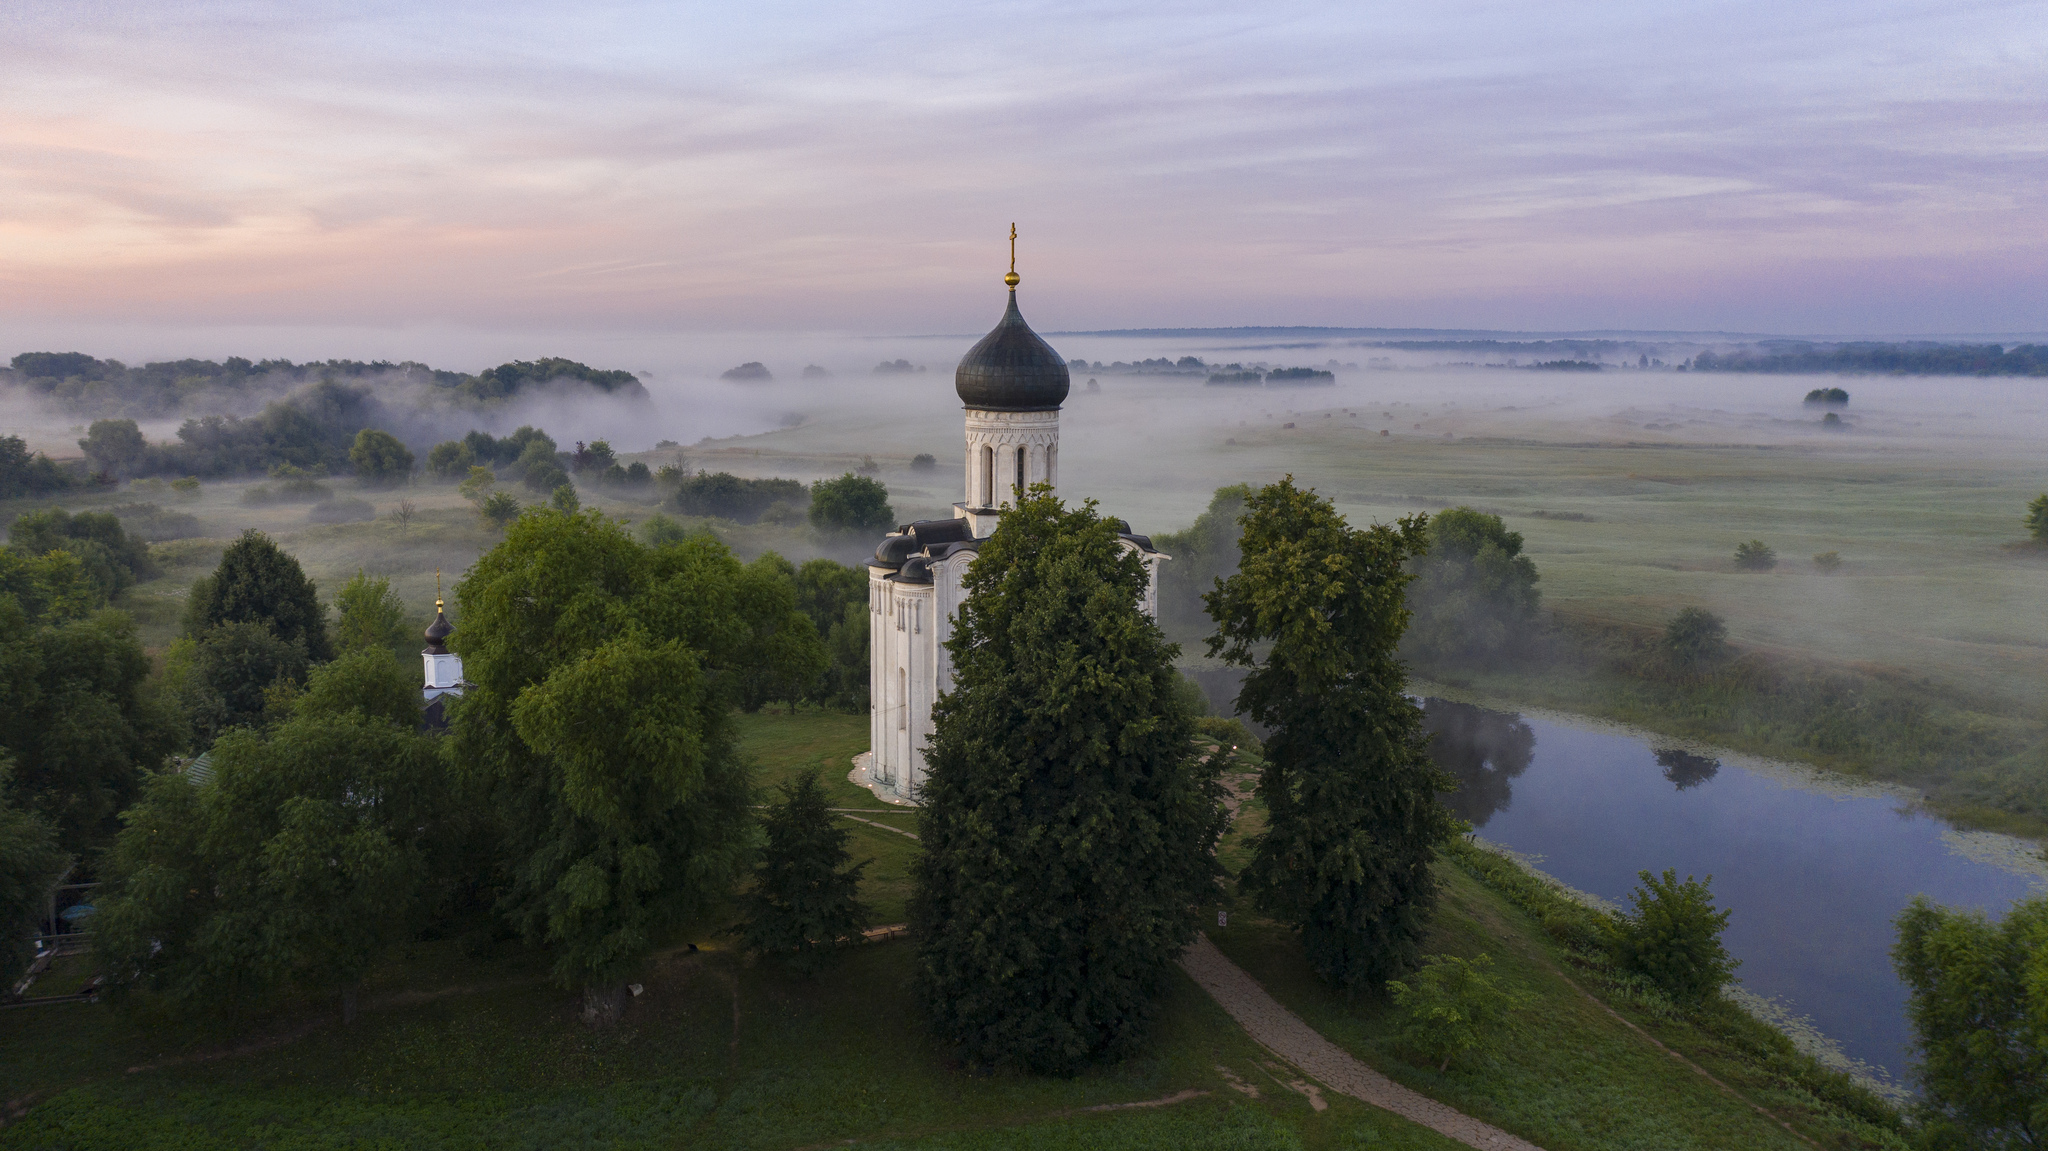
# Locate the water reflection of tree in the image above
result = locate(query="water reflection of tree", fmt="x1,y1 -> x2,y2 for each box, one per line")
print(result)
1422,699 -> 1535,828
1655,748 -> 1720,790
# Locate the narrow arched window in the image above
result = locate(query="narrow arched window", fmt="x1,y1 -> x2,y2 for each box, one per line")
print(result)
1015,446 -> 1026,495
980,445 -> 993,506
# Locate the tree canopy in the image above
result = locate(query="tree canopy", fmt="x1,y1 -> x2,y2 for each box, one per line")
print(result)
808,473 -> 894,535
1207,477 -> 1456,990
912,489 -> 1225,1072
449,508 -> 768,1020
348,428 -> 414,486
1401,506 -> 1541,667
194,530 -> 333,661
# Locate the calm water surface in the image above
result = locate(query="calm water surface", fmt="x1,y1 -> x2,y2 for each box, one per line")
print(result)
1421,697 -> 2046,1082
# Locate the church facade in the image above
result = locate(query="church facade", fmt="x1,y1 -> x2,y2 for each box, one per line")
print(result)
856,273 -> 1166,804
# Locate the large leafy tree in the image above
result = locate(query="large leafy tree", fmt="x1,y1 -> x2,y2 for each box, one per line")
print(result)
911,489 -> 1225,1072
1401,506 -> 1540,667
195,530 -> 333,661
450,508 -> 760,1022
0,757 -> 68,987
94,705 -> 448,1020
333,570 -> 413,659
0,603 -> 179,863
1892,895 -> 2048,1150
731,554 -> 829,714
1207,477 -> 1456,990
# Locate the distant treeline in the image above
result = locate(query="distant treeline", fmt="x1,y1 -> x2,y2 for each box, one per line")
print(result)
3,352 -> 645,419
1364,339 -> 1631,357
1693,343 -> 2048,377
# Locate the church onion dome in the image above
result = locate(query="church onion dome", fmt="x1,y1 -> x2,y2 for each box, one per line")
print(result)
872,534 -> 919,569
955,290 -> 1070,412
893,556 -> 934,584
424,602 -> 454,654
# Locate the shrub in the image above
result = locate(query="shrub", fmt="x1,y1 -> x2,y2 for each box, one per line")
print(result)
1813,551 -> 1842,573
910,453 -> 937,471
1608,868 -> 1739,1004
478,491 -> 521,530
548,484 -> 581,514
523,462 -> 570,496
1802,387 -> 1850,407
2027,493 -> 2048,543
170,476 -> 201,500
808,473 -> 893,535
734,770 -> 869,976
1386,953 -> 1534,1071
1732,540 -> 1776,570
670,472 -> 805,523
1662,607 -> 1727,669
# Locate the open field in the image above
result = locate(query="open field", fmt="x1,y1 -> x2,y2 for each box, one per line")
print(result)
1,709 -> 1896,1150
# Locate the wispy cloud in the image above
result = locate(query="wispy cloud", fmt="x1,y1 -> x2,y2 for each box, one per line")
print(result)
1,0 -> 2043,333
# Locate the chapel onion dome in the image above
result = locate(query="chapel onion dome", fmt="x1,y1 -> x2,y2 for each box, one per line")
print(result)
423,600 -> 454,654
954,280 -> 1070,412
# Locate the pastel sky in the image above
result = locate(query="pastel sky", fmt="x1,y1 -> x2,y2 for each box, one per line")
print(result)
2,0 -> 2043,336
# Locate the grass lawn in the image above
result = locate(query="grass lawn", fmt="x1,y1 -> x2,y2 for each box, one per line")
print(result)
3,710 -> 1902,1149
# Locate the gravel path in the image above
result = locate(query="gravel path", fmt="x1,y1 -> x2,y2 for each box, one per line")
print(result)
1180,934 -> 1546,1151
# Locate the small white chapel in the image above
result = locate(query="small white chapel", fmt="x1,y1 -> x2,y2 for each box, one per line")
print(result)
854,248 -> 1167,804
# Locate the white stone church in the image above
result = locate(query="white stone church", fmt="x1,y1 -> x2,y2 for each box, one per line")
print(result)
854,273 -> 1167,804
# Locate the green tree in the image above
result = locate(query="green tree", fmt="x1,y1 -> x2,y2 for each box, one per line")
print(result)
1663,607 -> 1728,670
912,489 -> 1225,1072
1152,484 -> 1252,648
479,490 -> 522,530
0,606 -> 180,863
0,435 -> 76,499
8,508 -> 156,600
1402,506 -> 1541,666
732,554 -> 829,714
172,621 -> 311,741
0,543 -> 103,625
1609,868 -> 1739,1004
334,571 -> 411,659
1733,540 -> 1777,571
450,509 -> 757,1022
2027,493 -> 2048,544
736,770 -> 870,976
1207,477 -> 1455,991
194,530 -> 333,661
299,646 -> 421,730
793,558 -> 870,712
348,428 -> 414,487
79,418 -> 148,478
1891,895 -> 2047,1149
94,710 -> 447,1020
549,483 -> 581,514
425,439 -> 474,479
808,472 -> 893,534
0,758 -> 68,987
1387,953 -> 1534,1071
458,465 -> 497,504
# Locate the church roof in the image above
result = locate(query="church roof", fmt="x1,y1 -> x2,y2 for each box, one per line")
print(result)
424,599 -> 454,654
955,290 -> 1070,412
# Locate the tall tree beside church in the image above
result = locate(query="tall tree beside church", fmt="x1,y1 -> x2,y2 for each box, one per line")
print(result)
194,529 -> 333,661
1207,477 -> 1457,990
450,507 -> 756,1022
911,489 -> 1225,1072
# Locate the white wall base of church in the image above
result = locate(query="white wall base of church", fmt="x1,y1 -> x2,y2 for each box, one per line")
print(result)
849,751 -> 922,806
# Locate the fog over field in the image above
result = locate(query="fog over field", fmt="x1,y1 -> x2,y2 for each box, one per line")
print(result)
9,320 -> 2047,726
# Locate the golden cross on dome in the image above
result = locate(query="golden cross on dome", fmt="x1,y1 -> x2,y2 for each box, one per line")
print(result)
1005,223 -> 1020,288
435,567 -> 444,611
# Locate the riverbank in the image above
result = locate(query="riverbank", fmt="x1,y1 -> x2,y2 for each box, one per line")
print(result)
1415,610 -> 2048,842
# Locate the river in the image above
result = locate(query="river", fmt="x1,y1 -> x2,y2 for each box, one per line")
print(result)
1418,695 -> 2047,1088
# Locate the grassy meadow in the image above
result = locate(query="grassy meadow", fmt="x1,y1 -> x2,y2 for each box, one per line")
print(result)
0,708 -> 1901,1150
